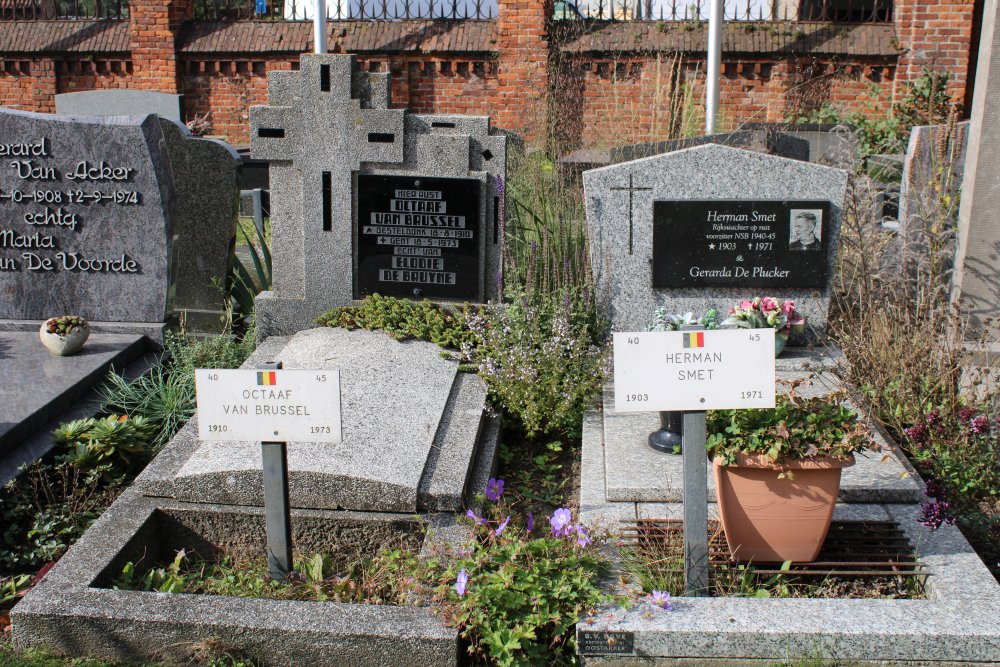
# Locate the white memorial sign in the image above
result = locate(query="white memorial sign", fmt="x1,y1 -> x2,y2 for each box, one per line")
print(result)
195,369 -> 342,442
613,329 -> 776,412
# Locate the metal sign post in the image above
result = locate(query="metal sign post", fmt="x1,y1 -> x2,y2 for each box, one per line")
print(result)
682,410 -> 709,595
613,327 -> 775,597
259,361 -> 292,580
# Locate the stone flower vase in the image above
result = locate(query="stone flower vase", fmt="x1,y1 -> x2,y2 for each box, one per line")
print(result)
713,453 -> 855,562
39,316 -> 91,356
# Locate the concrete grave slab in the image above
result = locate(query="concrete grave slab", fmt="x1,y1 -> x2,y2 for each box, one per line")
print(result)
0,332 -> 147,459
584,143 -> 847,339
173,327 -> 491,513
12,491 -> 460,667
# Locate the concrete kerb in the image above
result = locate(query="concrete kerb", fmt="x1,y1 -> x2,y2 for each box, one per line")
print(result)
576,390 -> 1000,665
12,488 -> 465,666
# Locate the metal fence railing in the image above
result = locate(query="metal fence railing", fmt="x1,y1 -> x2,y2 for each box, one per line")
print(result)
563,0 -> 890,21
0,0 -> 888,22
0,0 -> 126,19
193,0 -> 496,20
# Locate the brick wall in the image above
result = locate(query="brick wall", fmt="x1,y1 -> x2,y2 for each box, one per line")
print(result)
0,58 -> 56,112
896,0 -> 977,103
495,0 -> 552,142
0,5 -> 981,150
554,55 -> 897,150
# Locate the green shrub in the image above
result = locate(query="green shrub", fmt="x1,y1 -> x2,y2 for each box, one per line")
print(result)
707,383 -> 875,468
465,289 -> 609,438
317,294 -> 476,350
52,415 -> 154,475
165,329 -> 256,379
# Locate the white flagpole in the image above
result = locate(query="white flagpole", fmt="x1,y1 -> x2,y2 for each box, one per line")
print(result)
706,0 -> 723,134
314,0 -> 327,54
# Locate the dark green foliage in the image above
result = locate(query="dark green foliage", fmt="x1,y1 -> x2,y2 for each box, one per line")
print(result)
317,294 -> 477,350
707,383 -> 875,467
52,416 -> 154,475
230,220 -> 272,319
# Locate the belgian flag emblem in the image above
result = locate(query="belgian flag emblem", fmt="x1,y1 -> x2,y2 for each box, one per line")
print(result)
682,332 -> 705,348
257,371 -> 277,386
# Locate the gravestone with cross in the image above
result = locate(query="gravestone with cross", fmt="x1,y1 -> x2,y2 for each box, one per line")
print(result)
584,143 -> 846,338
250,54 -> 506,338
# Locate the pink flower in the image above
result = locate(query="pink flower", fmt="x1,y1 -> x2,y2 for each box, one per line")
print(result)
781,299 -> 796,316
739,299 -> 754,310
760,297 -> 779,312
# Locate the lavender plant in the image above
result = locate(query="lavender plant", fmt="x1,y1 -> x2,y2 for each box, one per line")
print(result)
463,288 -> 610,438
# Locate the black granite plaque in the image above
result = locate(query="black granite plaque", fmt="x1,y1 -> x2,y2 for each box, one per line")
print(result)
356,174 -> 481,300
578,631 -> 635,655
652,200 -> 831,288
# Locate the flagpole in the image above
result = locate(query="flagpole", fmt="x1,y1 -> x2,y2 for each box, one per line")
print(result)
706,0 -> 723,134
314,0 -> 327,54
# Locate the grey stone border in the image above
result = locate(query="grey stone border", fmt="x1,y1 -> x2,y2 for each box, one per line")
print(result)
12,487 -> 463,666
577,399 -> 1000,664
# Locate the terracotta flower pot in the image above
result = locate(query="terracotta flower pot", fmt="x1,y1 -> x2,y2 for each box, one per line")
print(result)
39,317 -> 90,356
713,453 -> 855,563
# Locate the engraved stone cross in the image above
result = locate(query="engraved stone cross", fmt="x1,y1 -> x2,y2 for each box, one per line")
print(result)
610,173 -> 652,255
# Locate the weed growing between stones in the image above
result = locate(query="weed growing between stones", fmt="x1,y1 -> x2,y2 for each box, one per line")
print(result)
832,164 -> 1000,580
113,548 -> 421,605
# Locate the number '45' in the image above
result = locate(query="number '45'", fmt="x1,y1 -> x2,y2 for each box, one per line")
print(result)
749,333 -> 760,341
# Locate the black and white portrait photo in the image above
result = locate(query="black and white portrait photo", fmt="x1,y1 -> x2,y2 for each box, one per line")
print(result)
788,209 -> 823,251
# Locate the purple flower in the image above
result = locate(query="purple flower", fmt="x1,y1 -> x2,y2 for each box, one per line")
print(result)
485,478 -> 504,502
526,512 -> 534,534
648,590 -> 672,610
919,500 -> 956,531
550,508 -> 573,537
971,415 -> 990,435
575,525 -> 591,548
455,568 -> 468,596
466,509 -> 487,526
496,515 -> 511,536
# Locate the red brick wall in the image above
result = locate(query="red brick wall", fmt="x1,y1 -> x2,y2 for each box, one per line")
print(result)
57,58 -> 132,94
0,59 -> 55,112
177,55 -> 499,144
896,0 -> 977,103
495,0 -> 552,142
555,55 -> 898,150
129,0 -> 191,92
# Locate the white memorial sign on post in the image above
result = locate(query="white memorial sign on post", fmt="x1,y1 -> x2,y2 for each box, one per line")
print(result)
613,329 -> 776,412
195,368 -> 342,443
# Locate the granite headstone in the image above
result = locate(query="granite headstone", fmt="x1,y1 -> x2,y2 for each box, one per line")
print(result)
250,53 -> 506,338
158,119 -> 240,330
584,144 -> 847,337
0,109 -> 176,324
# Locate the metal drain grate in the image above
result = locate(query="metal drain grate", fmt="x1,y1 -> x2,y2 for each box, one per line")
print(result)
620,519 -> 928,598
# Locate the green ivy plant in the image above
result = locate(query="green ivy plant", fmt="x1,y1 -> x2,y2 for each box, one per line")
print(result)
706,382 -> 875,469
